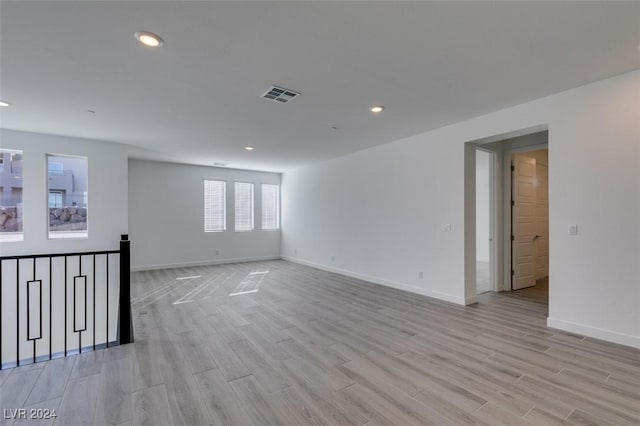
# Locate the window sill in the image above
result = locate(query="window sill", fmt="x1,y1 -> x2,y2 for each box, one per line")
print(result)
0,233 -> 24,242
48,231 -> 88,240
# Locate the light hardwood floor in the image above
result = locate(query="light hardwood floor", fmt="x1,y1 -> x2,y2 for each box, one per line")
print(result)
1,260 -> 639,425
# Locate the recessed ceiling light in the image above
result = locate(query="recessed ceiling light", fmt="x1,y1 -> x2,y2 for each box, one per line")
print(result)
135,31 -> 163,47
369,105 -> 385,114
244,146 -> 255,151
0,100 -> 11,107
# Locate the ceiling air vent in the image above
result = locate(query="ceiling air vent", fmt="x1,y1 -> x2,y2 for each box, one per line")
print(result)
261,86 -> 300,104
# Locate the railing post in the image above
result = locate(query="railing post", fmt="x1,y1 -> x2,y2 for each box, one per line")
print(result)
119,234 -> 133,344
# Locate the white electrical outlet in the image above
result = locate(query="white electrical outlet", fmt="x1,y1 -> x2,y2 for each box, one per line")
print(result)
331,255 -> 335,262
294,248 -> 298,255
215,249 -> 219,255
568,224 -> 578,236
442,224 -> 452,232
418,271 -> 424,279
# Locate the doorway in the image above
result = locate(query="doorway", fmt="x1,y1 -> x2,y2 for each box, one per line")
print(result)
465,127 -> 549,302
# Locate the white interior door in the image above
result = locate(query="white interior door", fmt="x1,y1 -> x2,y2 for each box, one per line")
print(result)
512,154 -> 537,290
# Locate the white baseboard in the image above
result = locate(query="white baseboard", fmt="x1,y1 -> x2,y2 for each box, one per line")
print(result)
547,317 -> 640,349
131,255 -> 281,272
282,256 -> 469,306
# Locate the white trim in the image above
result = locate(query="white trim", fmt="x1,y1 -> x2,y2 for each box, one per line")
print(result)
131,255 -> 280,272
282,256 -> 470,306
547,317 -> 640,350
476,256 -> 490,263
48,231 -> 88,240
0,233 -> 24,242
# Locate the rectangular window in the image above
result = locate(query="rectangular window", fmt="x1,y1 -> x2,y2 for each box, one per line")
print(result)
48,155 -> 88,239
0,150 -> 24,241
234,182 -> 254,232
262,184 -> 280,230
204,180 -> 226,232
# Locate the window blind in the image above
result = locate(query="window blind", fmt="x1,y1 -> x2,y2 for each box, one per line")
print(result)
235,182 -> 254,231
262,184 -> 280,230
204,180 -> 226,232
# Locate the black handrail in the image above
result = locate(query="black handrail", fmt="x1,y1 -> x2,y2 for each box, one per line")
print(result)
0,250 -> 120,261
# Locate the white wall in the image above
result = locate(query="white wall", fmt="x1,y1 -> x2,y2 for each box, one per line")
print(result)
282,70 -> 640,348
282,134 -> 468,305
0,129 -> 128,255
129,159 -> 281,270
475,150 -> 491,262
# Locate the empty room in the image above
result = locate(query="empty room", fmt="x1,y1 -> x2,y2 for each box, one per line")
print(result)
1,1 -> 639,425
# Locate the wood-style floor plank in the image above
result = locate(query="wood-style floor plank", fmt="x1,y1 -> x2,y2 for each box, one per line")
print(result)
55,374 -> 101,426
0,369 -> 43,421
94,356 -> 133,426
132,384 -> 174,426
22,356 -> 76,406
193,368 -> 255,426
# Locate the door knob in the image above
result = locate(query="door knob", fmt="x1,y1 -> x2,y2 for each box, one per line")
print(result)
533,234 -> 542,241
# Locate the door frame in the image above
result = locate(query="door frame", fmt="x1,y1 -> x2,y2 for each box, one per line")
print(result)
463,125 -> 549,303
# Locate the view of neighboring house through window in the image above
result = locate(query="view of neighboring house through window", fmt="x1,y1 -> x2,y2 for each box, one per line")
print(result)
0,149 -> 24,240
204,179 -> 226,232
262,184 -> 280,230
48,155 -> 88,238
235,182 -> 254,231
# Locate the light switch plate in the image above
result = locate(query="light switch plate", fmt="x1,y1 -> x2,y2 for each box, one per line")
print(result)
568,224 -> 578,236
442,224 -> 452,232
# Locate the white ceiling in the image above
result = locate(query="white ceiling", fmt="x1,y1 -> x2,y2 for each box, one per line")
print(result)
1,1 -> 639,172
